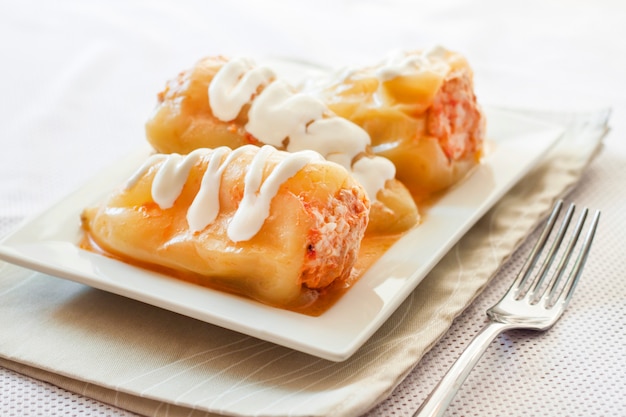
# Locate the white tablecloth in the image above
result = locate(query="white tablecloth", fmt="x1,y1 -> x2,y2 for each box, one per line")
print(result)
1,1 -> 625,416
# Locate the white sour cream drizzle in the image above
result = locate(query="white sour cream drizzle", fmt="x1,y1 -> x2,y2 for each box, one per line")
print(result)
375,46 -> 450,81
303,45 -> 452,93
125,145 -> 323,242
207,57 -> 395,201
209,58 -> 275,121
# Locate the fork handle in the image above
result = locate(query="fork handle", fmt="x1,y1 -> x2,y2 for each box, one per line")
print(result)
414,321 -> 513,417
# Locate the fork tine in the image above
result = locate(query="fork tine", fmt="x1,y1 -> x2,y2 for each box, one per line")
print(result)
549,209 -> 601,306
543,207 -> 588,302
511,200 -> 563,298
527,203 -> 576,302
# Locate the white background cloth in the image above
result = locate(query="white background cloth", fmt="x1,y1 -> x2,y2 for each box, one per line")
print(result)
1,0 -> 625,416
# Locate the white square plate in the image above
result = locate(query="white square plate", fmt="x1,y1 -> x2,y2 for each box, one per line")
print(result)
0,107 -> 562,361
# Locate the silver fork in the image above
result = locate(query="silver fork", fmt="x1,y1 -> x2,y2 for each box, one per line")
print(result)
415,200 -> 601,417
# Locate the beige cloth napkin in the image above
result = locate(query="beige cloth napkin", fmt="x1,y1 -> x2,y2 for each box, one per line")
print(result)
0,108 -> 609,417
